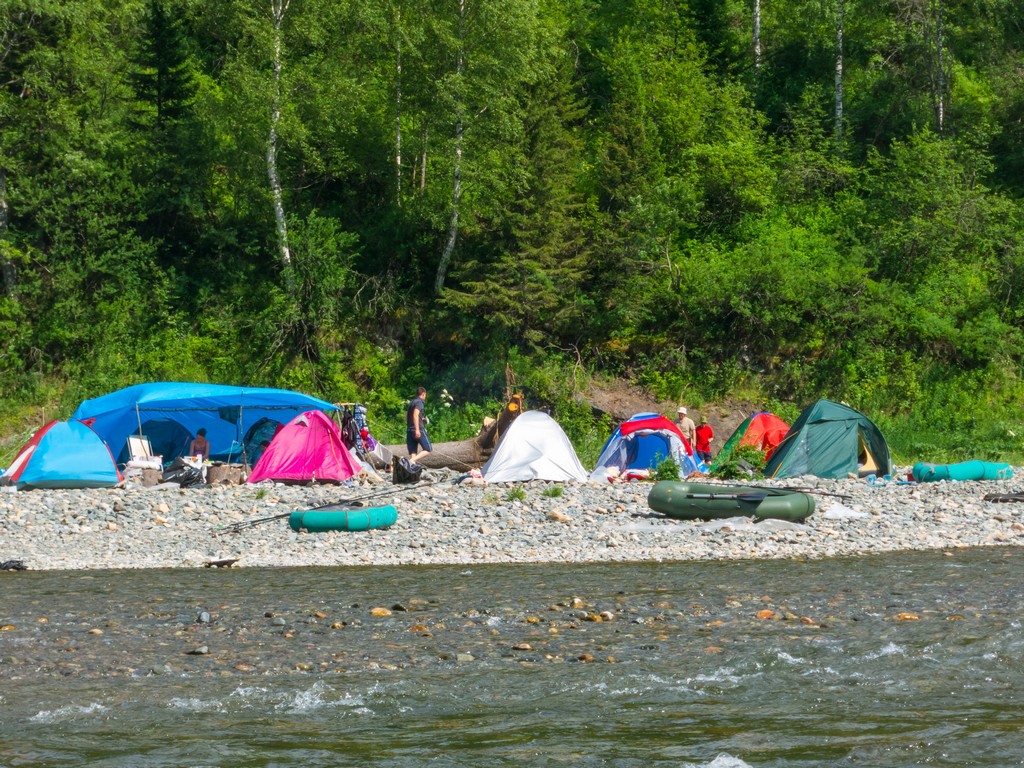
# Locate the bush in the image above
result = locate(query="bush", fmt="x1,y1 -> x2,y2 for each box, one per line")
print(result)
542,486 -> 564,498
653,456 -> 681,481
710,445 -> 767,480
505,487 -> 527,502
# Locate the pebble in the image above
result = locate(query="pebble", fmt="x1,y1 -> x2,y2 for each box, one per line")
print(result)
1,470 -> 1023,570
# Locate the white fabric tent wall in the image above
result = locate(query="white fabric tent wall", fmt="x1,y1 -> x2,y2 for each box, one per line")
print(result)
481,411 -> 589,483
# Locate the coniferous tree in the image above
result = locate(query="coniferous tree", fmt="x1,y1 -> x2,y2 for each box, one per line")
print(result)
445,48 -> 589,349
129,0 -> 203,260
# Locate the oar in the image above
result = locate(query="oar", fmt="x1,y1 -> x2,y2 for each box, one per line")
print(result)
784,487 -> 852,501
216,510 -> 292,534
684,492 -> 767,502
214,479 -> 435,535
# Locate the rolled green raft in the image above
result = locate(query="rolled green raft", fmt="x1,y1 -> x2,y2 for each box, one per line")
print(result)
289,505 -> 398,532
912,461 -> 1013,482
648,481 -> 815,522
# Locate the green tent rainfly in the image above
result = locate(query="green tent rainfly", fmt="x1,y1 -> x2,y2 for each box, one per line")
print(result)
763,399 -> 891,479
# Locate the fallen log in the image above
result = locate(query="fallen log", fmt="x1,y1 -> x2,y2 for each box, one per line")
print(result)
385,394 -> 524,470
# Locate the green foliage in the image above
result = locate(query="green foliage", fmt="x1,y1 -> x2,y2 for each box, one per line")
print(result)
653,456 -> 681,482
3,0 -> 1024,470
542,485 -> 563,498
505,487 -> 527,502
710,445 -> 767,480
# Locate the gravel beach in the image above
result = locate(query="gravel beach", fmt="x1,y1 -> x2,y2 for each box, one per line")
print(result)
2,470 -> 1023,571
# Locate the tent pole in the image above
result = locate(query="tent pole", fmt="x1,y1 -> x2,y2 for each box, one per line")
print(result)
239,390 -> 248,468
135,404 -> 143,438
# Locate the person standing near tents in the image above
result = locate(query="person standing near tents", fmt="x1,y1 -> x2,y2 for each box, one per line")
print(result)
676,406 -> 696,449
406,387 -> 432,464
694,416 -> 714,465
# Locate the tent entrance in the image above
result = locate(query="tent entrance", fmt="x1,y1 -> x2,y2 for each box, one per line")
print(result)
858,430 -> 881,476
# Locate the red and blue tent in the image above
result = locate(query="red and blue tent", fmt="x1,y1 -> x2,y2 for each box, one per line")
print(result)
590,412 -> 704,480
1,420 -> 122,490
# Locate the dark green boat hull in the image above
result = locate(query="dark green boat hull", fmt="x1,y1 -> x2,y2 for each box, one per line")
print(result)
647,481 -> 815,522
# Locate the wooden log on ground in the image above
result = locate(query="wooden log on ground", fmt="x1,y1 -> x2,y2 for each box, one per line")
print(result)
386,438 -> 491,470
385,394 -> 525,469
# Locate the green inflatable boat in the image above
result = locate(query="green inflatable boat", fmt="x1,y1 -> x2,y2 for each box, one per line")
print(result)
647,481 -> 815,522
288,505 -> 398,532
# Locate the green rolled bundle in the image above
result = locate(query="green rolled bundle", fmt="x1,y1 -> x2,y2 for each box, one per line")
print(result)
288,505 -> 398,532
912,461 -> 1013,482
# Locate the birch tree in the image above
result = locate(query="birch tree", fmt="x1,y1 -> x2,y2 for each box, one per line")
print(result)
834,0 -> 844,141
753,0 -> 761,73
267,0 -> 293,287
932,0 -> 945,132
433,0 -> 467,297
428,0 -> 538,297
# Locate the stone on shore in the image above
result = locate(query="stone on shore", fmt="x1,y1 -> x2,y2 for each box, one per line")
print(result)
1,470 -> 1023,570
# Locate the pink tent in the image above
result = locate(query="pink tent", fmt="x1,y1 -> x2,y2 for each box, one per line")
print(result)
247,411 -> 361,484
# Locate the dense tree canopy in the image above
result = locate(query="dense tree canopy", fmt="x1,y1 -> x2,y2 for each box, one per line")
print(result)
2,0 -> 1024,458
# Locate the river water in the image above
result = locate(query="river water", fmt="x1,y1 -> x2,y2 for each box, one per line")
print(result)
1,548 -> 1022,767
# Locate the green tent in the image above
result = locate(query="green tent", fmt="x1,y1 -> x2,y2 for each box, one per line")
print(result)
763,399 -> 891,479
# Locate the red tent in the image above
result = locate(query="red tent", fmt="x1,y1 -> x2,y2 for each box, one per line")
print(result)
247,411 -> 361,484
709,411 -> 790,471
738,412 -> 790,454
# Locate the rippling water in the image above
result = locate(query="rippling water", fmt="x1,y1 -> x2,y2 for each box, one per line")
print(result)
2,548 -> 1023,767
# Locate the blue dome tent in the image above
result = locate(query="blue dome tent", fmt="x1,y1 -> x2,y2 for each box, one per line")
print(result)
590,412 -> 705,481
1,420 -> 122,490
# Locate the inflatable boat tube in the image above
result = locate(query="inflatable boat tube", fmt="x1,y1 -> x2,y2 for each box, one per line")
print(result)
648,481 -> 815,522
912,461 -> 1013,482
289,505 -> 398,532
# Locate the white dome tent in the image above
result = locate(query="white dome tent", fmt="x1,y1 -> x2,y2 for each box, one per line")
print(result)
481,411 -> 588,483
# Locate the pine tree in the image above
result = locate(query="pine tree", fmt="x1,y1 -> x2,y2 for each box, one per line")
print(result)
445,51 -> 589,349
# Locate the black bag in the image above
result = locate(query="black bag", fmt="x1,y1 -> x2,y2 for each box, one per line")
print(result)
340,407 -> 359,450
393,456 -> 423,484
162,464 -> 205,488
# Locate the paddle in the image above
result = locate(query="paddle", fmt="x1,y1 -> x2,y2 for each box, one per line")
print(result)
214,480 -> 434,535
783,487 -> 852,501
684,492 -> 767,502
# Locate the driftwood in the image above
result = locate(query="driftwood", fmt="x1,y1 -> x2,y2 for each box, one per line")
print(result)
385,394 -> 525,470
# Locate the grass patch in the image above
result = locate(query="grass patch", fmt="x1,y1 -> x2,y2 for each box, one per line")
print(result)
541,486 -> 564,498
505,487 -> 527,502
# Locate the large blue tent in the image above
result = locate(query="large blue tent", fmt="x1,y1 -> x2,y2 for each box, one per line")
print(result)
72,382 -> 338,463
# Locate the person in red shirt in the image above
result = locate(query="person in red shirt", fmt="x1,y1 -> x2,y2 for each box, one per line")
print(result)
694,417 -> 714,465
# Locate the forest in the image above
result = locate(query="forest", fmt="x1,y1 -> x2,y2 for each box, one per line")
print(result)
1,0 -> 1023,463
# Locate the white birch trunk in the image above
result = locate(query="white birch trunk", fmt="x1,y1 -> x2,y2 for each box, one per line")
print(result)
394,5 -> 403,204
835,0 -> 844,142
0,166 -> 13,297
268,0 -> 293,288
753,0 -> 761,73
433,0 -> 465,296
420,127 -> 428,191
934,0 -> 945,132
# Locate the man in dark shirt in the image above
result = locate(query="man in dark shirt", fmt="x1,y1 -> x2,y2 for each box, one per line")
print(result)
405,387 -> 432,463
